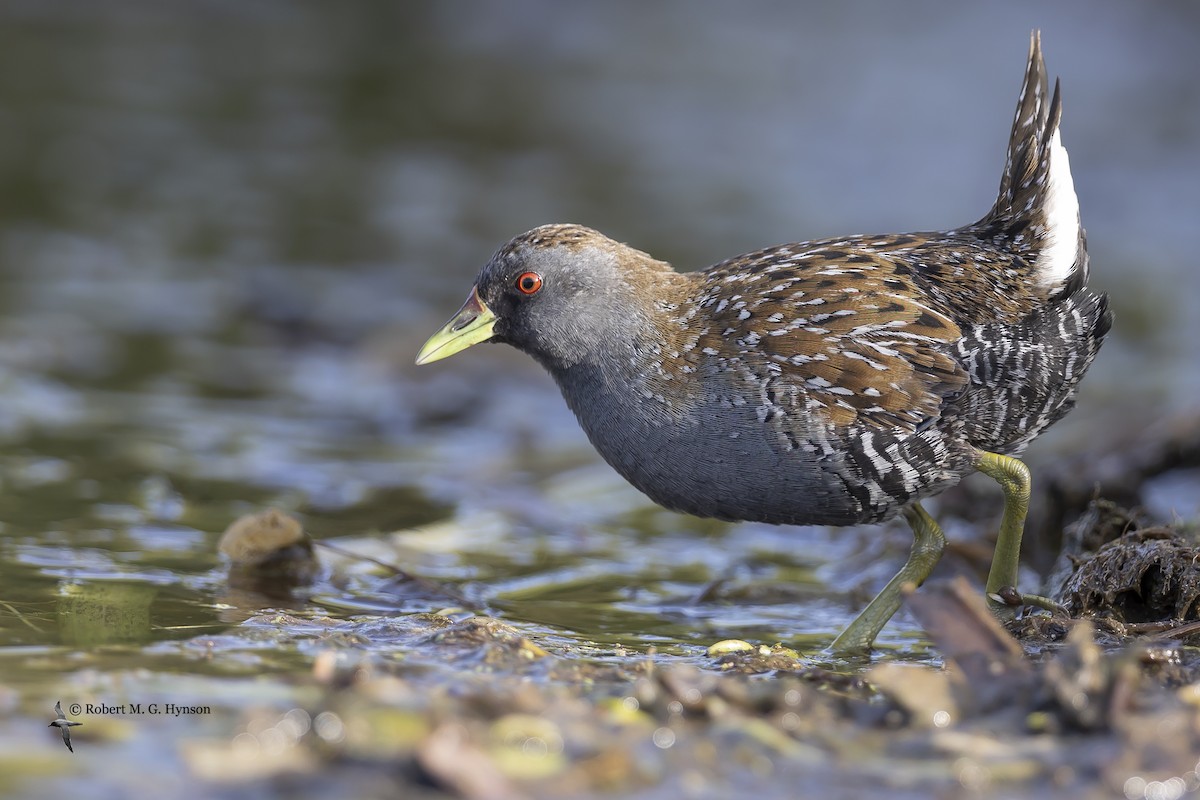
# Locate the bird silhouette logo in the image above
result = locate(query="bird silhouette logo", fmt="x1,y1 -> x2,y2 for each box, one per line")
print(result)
48,701 -> 82,753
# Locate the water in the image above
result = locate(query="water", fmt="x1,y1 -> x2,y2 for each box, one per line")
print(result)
0,1 -> 1197,795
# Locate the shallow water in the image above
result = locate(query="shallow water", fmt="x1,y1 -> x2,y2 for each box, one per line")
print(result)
1,1 -> 1198,797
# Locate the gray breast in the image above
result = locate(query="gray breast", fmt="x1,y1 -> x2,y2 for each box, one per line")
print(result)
549,361 -> 887,526
550,352 -> 979,527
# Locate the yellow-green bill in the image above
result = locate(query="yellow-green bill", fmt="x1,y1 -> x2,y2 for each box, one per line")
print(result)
415,287 -> 497,365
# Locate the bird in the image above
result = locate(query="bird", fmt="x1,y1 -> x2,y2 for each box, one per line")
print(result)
416,33 -> 1112,653
49,701 -> 82,752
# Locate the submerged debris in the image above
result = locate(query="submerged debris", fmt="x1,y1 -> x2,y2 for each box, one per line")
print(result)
419,616 -> 551,670
705,640 -> 804,674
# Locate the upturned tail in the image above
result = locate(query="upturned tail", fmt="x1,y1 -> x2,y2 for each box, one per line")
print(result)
975,31 -> 1087,300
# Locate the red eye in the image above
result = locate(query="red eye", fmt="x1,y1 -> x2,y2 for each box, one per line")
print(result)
516,272 -> 543,295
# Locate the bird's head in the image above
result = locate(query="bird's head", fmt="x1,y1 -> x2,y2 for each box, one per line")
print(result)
416,224 -> 676,371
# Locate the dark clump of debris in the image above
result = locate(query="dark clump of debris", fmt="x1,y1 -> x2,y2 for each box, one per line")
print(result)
1061,525 -> 1200,623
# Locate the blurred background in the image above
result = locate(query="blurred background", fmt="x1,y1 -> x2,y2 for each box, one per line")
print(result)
0,0 -> 1198,788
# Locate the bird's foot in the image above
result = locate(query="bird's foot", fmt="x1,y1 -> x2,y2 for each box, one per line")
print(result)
987,585 -> 1066,618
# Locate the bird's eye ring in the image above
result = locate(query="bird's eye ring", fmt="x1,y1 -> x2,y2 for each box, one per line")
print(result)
516,272 -> 543,295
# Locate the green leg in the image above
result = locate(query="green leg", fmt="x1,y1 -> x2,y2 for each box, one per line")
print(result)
830,502 -> 945,654
974,450 -> 1030,617
973,450 -> 1062,615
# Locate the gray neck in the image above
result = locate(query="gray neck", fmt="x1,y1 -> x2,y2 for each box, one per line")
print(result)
542,334 -> 648,433
539,331 -> 685,480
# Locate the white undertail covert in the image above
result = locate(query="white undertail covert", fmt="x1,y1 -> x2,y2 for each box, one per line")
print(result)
1035,127 -> 1081,292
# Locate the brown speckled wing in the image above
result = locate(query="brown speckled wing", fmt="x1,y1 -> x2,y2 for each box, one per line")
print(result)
672,239 -> 969,432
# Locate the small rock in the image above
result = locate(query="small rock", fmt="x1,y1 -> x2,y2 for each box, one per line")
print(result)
219,508 -> 318,592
